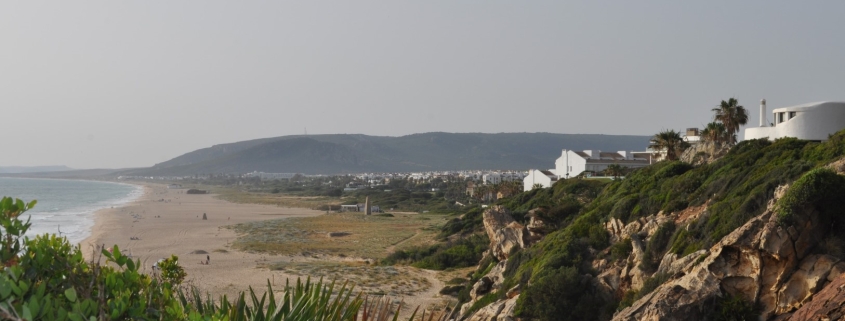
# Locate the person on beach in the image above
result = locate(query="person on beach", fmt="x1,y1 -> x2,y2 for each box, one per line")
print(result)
207,255 -> 210,264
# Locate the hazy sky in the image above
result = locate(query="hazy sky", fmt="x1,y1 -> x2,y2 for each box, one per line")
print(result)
2,1 -> 844,169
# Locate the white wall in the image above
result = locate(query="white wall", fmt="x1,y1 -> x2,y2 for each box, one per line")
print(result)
523,169 -> 554,191
554,149 -> 587,179
745,102 -> 845,141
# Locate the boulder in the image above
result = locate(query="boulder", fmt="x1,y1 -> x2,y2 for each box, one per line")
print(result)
469,261 -> 507,301
526,208 -> 549,240
465,295 -> 519,321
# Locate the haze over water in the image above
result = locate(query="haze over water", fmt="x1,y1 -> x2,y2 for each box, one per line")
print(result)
0,178 -> 142,244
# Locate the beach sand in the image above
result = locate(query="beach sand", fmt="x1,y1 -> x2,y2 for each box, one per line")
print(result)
82,183 -> 450,316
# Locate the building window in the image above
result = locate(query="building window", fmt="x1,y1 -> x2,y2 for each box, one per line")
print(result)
778,112 -> 785,124
789,111 -> 796,120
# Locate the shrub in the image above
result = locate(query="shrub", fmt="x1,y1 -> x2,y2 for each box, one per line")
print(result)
776,168 -> 845,225
382,234 -> 489,270
639,222 -> 676,272
515,266 -> 603,321
610,238 -> 633,261
711,294 -> 758,321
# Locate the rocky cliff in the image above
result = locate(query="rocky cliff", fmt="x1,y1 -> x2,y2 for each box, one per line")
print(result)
445,135 -> 845,321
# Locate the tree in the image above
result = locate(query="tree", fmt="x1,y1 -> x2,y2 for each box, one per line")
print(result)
712,98 -> 748,145
649,130 -> 690,161
605,164 -> 626,179
701,121 -> 729,144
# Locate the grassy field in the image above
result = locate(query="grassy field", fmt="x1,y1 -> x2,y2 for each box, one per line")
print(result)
227,212 -> 449,259
211,187 -> 341,209
264,261 -> 432,297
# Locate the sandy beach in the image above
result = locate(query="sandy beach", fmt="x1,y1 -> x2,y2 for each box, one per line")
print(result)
81,183 -> 451,315
82,183 -> 327,298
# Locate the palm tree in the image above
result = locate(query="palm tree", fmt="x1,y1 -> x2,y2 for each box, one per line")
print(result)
649,130 -> 690,161
701,122 -> 729,144
712,98 -> 748,145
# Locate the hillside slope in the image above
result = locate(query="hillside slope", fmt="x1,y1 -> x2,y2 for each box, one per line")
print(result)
398,131 -> 845,321
127,132 -> 651,175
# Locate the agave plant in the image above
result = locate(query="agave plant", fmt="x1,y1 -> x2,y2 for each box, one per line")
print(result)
177,277 -> 452,321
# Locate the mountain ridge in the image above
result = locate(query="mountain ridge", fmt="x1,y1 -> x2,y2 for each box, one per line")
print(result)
131,132 -> 652,175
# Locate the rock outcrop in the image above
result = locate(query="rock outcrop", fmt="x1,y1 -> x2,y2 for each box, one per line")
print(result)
461,206 -> 551,320
784,272 -> 845,320
605,211 -> 675,244
680,140 -> 730,166
465,295 -> 519,321
483,206 -> 514,239
613,194 -> 844,320
482,206 -> 538,261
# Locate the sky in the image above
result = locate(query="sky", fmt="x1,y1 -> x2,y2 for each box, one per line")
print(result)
2,1 -> 844,169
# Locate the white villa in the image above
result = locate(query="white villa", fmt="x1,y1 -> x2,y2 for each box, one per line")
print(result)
523,169 -> 558,191
744,100 -> 845,141
554,150 -> 653,179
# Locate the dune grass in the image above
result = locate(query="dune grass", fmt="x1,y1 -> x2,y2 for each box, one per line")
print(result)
228,212 -> 449,259
267,261 -> 432,297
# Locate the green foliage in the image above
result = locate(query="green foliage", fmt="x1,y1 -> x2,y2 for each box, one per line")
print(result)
0,197 -> 36,265
462,293 -> 498,317
160,255 -> 188,285
649,130 -> 690,161
609,238 -> 633,262
381,234 -> 489,270
617,273 -> 671,310
437,207 -> 484,239
711,294 -> 758,321
515,266 -> 607,321
775,168 -> 845,225
639,222 -> 676,272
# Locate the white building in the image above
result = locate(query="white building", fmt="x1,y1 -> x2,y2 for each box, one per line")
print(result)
555,150 -> 652,179
523,169 -> 558,191
744,100 -> 845,141
501,171 -> 527,182
482,172 -> 501,185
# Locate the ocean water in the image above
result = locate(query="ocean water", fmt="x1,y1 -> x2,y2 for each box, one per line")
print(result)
0,177 -> 142,244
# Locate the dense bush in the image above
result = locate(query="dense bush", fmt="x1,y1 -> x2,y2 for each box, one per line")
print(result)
775,168 -> 845,225
711,294 -> 758,321
639,222 -> 676,272
514,266 -> 608,321
381,234 -> 489,270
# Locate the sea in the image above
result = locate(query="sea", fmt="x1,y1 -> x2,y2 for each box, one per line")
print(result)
0,177 -> 143,244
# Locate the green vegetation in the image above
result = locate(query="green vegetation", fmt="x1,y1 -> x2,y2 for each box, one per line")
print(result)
128,132 -> 651,176
381,234 -> 488,270
639,222 -> 676,272
711,294 -> 758,321
775,167 -> 845,225
617,273 -> 670,310
229,212 -> 447,259
515,266 -> 607,321
609,238 -> 633,261
712,97 -> 749,145
649,130 -> 690,161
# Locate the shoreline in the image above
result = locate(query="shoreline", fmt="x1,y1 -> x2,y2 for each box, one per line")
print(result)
81,182 -> 330,299
81,182 -> 452,314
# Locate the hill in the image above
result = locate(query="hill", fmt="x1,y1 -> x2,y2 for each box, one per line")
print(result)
126,132 -> 651,175
380,131 -> 845,320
